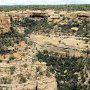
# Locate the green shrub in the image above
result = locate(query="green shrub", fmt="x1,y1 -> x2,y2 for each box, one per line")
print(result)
19,76 -> 27,84
9,55 -> 15,61
7,55 -> 15,63
0,60 -> 2,63
0,77 -> 11,84
10,66 -> 16,74
22,63 -> 28,68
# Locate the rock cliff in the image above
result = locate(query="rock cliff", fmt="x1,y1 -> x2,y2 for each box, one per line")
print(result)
0,13 -> 10,34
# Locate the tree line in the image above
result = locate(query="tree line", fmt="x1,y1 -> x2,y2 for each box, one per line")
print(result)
0,4 -> 90,11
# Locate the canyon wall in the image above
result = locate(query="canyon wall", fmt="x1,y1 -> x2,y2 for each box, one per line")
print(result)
0,13 -> 10,34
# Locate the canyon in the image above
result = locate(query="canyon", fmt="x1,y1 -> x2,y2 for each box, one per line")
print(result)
0,9 -> 90,90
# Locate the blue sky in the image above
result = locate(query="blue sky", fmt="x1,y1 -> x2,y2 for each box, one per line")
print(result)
0,0 -> 90,5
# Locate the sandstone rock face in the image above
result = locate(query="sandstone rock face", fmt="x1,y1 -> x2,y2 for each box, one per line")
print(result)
8,10 -> 90,25
30,10 -> 47,18
9,10 -> 47,22
0,13 -> 10,34
77,13 -> 90,18
37,76 -> 57,90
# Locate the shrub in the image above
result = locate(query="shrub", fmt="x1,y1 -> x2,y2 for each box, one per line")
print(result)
7,55 -> 15,63
0,77 -> 11,84
22,63 -> 28,68
19,76 -> 27,84
10,66 -> 16,74
9,55 -> 15,61
0,60 -> 2,63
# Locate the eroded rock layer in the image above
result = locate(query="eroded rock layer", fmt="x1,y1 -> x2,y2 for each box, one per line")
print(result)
0,13 -> 10,34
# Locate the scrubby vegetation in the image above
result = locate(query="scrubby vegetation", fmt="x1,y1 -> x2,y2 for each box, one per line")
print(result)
0,16 -> 25,54
0,20 -> 25,47
57,18 -> 90,38
17,17 -> 53,34
77,19 -> 90,38
0,15 -> 52,55
0,5 -> 90,11
19,75 -> 27,84
10,66 -> 16,74
36,50 -> 90,90
0,77 -> 11,84
0,5 -> 90,90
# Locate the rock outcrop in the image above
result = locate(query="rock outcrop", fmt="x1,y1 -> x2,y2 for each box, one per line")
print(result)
0,10 -> 89,33
0,13 -> 10,34
0,10 -> 90,34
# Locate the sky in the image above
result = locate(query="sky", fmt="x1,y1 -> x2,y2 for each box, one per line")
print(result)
0,0 -> 90,5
